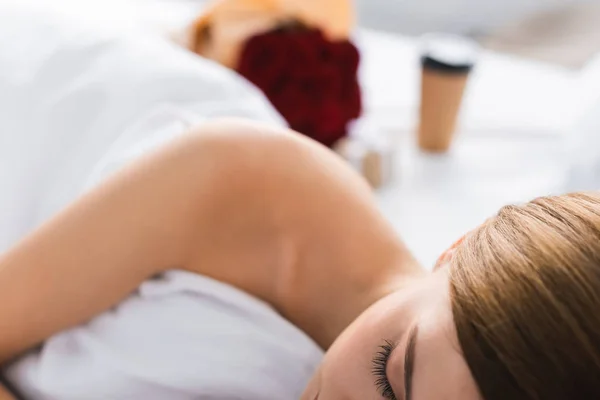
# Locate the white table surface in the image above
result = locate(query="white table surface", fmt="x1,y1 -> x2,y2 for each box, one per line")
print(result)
357,30 -> 582,267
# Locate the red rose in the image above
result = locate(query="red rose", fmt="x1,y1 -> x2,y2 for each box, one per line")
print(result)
267,79 -> 312,124
318,65 -> 344,98
344,81 -> 363,120
318,99 -> 346,146
238,34 -> 289,89
331,41 -> 361,76
237,27 -> 362,147
286,29 -> 323,67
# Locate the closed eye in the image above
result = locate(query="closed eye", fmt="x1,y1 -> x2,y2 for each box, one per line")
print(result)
372,340 -> 397,400
372,325 -> 419,400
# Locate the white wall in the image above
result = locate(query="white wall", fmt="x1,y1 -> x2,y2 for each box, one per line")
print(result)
355,0 -> 587,36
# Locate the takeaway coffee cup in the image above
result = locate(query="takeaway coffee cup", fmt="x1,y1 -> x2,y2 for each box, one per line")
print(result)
418,34 -> 479,152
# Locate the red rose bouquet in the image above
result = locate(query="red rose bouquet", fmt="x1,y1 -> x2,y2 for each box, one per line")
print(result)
187,0 -> 362,147
237,26 -> 362,147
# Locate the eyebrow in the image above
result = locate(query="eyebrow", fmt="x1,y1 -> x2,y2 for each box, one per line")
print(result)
403,326 -> 419,400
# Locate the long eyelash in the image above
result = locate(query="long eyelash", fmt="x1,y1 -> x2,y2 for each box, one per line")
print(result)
372,340 -> 397,400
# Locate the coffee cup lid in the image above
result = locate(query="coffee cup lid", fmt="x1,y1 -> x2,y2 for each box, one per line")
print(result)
420,33 -> 479,73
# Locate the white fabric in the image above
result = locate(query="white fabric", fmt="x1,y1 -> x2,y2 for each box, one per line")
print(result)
0,4 -> 322,399
0,2 -> 284,252
5,271 -> 323,400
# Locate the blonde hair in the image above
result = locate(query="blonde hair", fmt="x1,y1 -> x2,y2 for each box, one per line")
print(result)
450,192 -> 600,399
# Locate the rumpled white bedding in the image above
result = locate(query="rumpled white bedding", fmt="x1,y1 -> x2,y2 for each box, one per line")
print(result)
0,3 -> 322,399
5,270 -> 323,400
0,1 -> 283,251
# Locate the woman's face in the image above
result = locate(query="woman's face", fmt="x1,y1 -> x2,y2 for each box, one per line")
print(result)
301,269 -> 481,400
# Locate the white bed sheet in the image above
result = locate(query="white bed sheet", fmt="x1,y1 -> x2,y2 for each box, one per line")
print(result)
0,1 -> 283,251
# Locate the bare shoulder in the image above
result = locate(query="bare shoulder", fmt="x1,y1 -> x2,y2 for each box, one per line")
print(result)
182,118 -> 382,299
189,118 -> 368,184
161,119 -> 410,348
183,118 -> 375,220
187,120 -> 408,345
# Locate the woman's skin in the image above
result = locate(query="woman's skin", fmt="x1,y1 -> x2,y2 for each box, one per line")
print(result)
303,266 -> 480,399
0,386 -> 13,400
0,119 -> 479,399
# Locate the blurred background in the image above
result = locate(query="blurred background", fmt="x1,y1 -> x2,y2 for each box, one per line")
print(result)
354,0 -> 600,265
358,0 -> 600,68
3,0 -> 600,266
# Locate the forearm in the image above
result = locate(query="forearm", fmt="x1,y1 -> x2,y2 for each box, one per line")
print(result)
0,137 -> 191,362
0,385 -> 15,400
0,373 -> 16,400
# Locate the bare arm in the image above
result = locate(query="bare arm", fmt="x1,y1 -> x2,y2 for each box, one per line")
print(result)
0,385 -> 15,400
0,119 -> 303,364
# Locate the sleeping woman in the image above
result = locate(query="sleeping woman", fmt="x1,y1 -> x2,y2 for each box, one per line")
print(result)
2,4 -> 600,400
